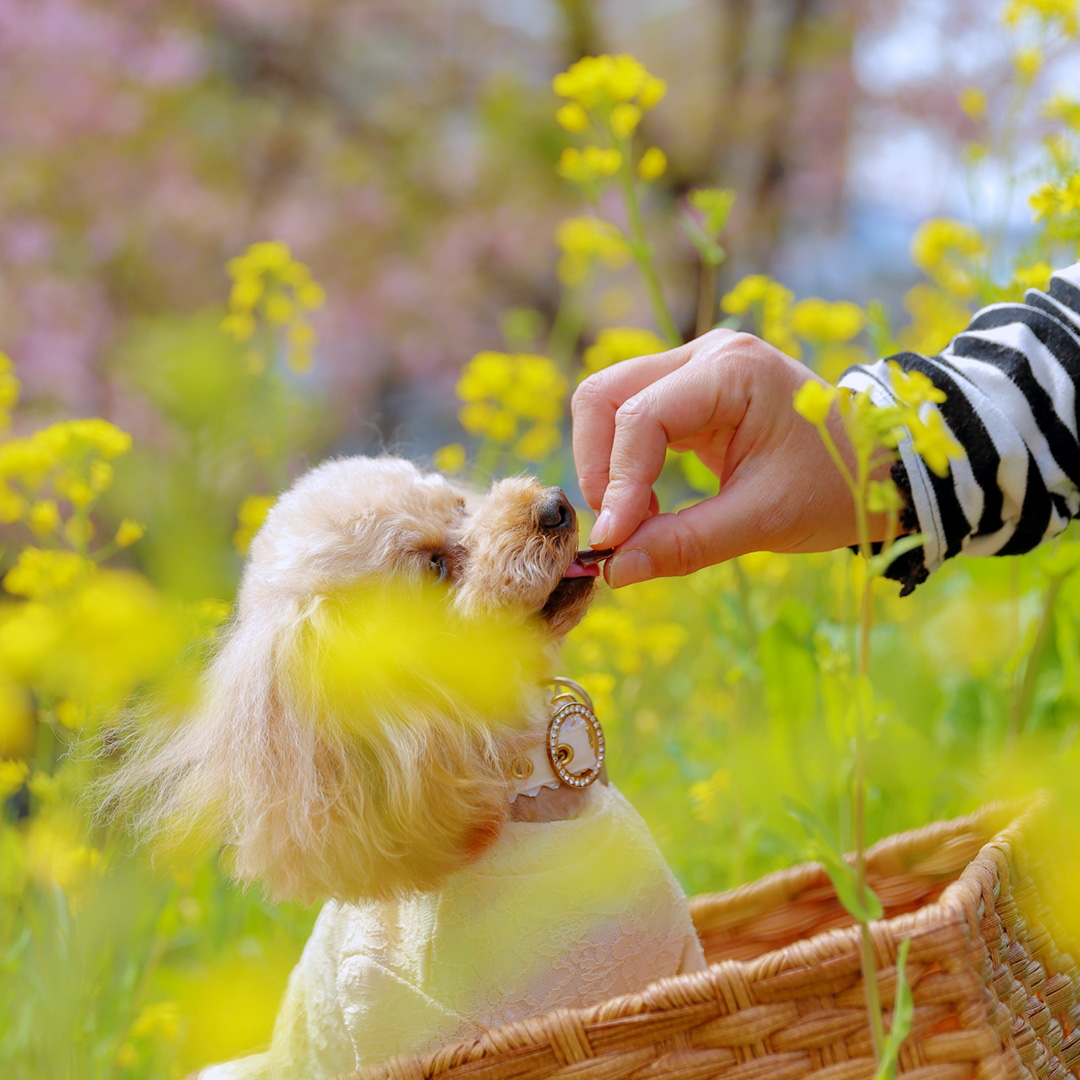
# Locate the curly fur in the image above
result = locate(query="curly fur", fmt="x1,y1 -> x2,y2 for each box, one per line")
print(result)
105,457 -> 593,904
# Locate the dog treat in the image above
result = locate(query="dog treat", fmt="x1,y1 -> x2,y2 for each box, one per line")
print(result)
576,547 -> 614,565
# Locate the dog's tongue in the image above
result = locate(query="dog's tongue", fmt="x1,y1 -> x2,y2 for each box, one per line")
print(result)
564,559 -> 600,579
564,548 -> 614,578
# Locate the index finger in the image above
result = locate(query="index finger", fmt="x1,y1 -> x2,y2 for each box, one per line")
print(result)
571,339 -> 702,512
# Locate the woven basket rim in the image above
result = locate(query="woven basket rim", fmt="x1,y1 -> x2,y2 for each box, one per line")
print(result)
336,800 -> 1044,1080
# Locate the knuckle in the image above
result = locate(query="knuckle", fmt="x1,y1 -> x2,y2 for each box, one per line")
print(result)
614,396 -> 650,428
668,516 -> 708,577
571,374 -> 606,418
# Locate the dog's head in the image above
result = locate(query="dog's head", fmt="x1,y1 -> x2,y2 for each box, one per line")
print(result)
245,455 -> 599,639
117,457 -> 605,903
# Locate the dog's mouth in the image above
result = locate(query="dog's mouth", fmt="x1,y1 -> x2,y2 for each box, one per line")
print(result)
540,547 -> 614,627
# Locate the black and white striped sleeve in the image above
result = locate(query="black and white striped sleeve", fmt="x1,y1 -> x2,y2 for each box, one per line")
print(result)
839,261 -> 1080,595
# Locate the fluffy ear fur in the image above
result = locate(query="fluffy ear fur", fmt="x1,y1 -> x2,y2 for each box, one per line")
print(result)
108,589 -> 540,904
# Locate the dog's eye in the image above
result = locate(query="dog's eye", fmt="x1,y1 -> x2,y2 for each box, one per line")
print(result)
430,552 -> 449,583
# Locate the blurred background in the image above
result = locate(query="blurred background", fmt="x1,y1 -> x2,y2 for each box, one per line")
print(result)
5,0 -> 1076,451
3,1 -> 1080,1076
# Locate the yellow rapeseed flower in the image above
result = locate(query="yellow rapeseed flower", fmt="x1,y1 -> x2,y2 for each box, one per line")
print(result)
4,548 -> 92,599
898,284 -> 973,354
0,679 -> 33,759
610,102 -> 642,139
583,327 -> 666,373
638,76 -> 667,111
1014,45 -> 1044,81
455,352 -> 567,454
556,103 -> 590,133
0,759 -> 29,800
115,519 -> 146,547
887,362 -> 946,408
297,281 -> 326,310
555,217 -> 629,286
456,351 -> 514,402
55,699 -> 86,730
553,55 -> 653,110
958,87 -> 987,119
1002,0 -> 1078,33
0,351 -> 20,427
27,500 -> 60,537
793,381 -> 838,426
264,292 -> 294,325
433,443 -> 466,474
516,423 -> 561,462
910,218 -> 986,299
556,146 -> 622,185
790,298 -> 864,344
1043,94 -> 1080,131
63,516 -> 93,549
24,813 -> 101,894
908,408 -> 964,477
1014,262 -> 1053,292
223,241 -> 325,369
638,146 -> 667,181
233,495 -> 276,556
720,274 -> 772,315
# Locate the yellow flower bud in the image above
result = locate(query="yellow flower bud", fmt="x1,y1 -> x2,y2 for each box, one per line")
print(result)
221,311 -> 255,342
89,459 -> 113,493
792,380 -> 838,425
958,87 -> 987,119
1014,262 -> 1053,293
264,292 -> 294,324
433,443 -> 467,474
556,103 -> 590,133
610,103 -> 642,139
115,519 -> 146,548
28,500 -> 60,537
229,276 -> 263,311
638,75 -> 667,110
56,700 -> 86,730
1014,45 -> 1043,81
64,516 -> 94,547
296,281 -> 326,310
638,146 -> 667,181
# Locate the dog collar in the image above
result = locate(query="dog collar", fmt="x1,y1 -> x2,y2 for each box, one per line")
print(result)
508,677 -> 606,798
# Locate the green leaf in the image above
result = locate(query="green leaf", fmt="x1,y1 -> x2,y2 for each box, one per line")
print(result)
874,938 -> 914,1080
785,801 -> 884,923
688,186 -> 736,235
865,299 -> 899,356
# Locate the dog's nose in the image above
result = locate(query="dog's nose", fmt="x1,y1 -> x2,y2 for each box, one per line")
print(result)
538,489 -> 575,532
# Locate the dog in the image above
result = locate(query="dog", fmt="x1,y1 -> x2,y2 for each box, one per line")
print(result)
113,456 -> 706,1079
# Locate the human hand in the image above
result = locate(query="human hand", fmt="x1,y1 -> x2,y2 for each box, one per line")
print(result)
571,329 -> 873,588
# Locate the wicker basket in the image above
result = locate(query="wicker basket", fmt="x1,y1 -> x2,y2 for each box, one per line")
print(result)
339,803 -> 1079,1080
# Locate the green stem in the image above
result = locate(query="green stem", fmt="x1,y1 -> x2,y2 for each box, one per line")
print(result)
696,260 -> 718,339
1008,572 -> 1065,747
854,466 -> 886,1063
547,284 -> 586,370
615,150 -> 680,346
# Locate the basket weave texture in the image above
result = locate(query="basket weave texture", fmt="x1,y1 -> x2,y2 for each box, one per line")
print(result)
339,803 -> 1080,1080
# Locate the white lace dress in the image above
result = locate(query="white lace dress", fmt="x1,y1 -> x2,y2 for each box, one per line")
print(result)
200,783 -> 706,1080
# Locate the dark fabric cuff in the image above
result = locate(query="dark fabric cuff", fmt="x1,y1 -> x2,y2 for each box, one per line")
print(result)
856,461 -> 930,597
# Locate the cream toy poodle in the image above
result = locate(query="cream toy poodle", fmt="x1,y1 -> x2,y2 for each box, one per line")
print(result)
113,456 -> 705,1080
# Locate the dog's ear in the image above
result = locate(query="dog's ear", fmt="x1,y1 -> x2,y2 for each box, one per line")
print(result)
110,587 -> 537,903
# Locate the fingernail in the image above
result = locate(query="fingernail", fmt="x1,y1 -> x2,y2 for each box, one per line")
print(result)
607,549 -> 652,589
589,508 -> 612,547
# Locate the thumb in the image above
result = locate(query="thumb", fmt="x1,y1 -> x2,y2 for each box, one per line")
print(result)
603,479 -> 771,588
